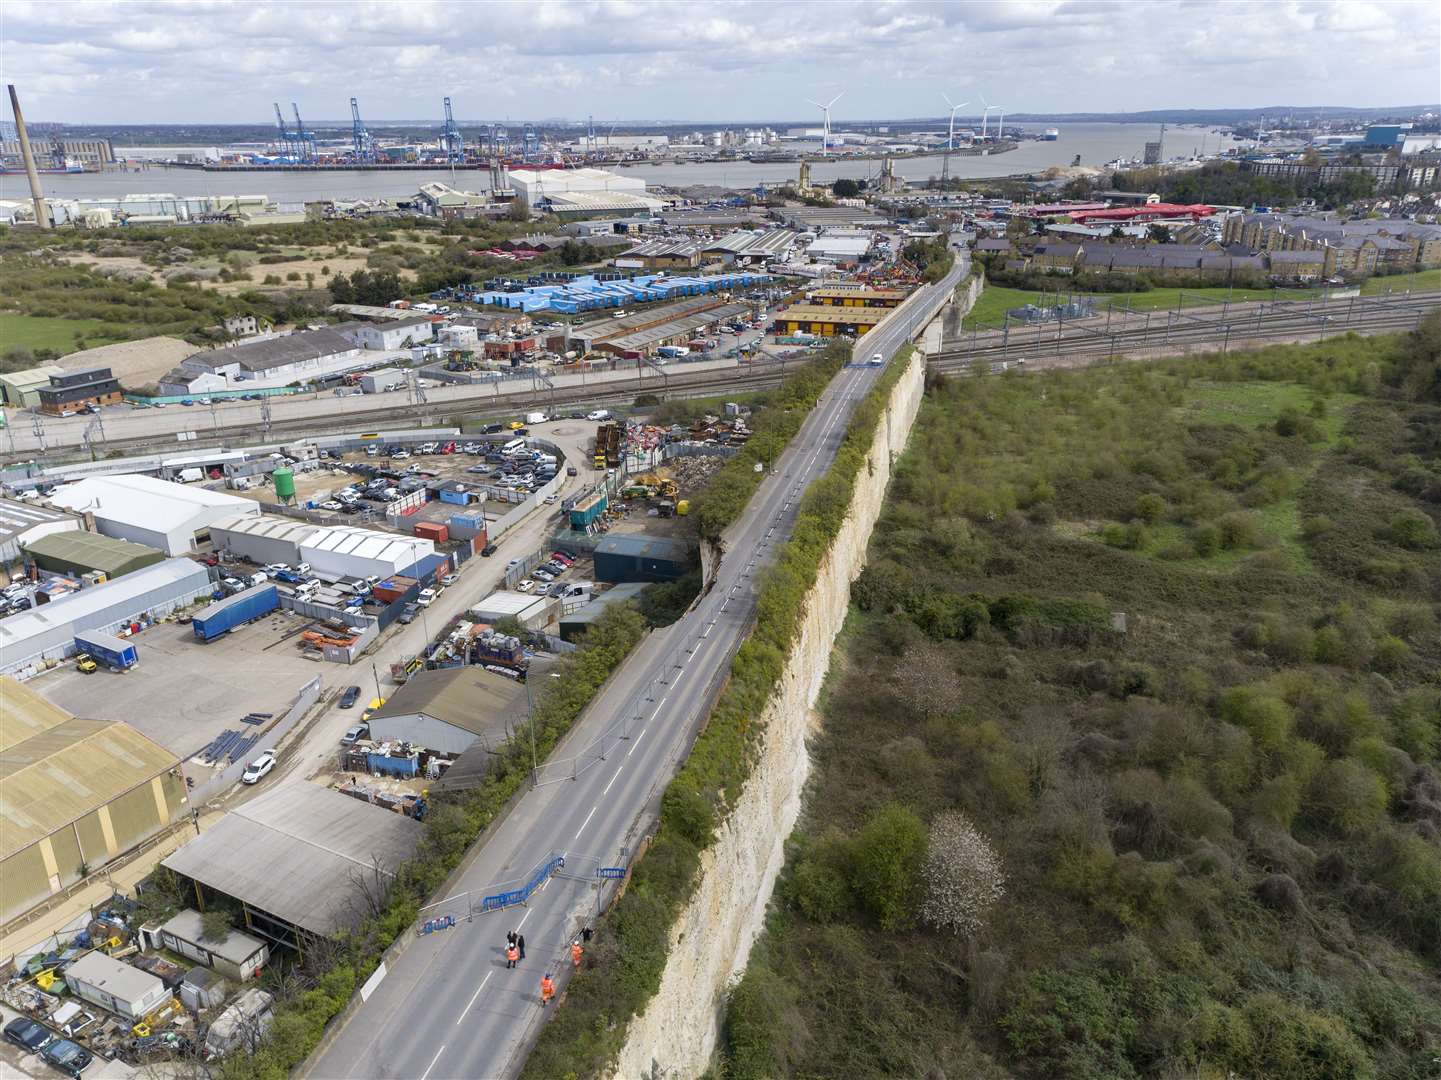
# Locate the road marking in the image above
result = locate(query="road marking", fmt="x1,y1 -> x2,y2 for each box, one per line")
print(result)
574,806 -> 597,840
517,909 -> 532,929
627,728 -> 647,756
457,972 -> 493,1024
420,1045 -> 446,1080
603,765 -> 624,795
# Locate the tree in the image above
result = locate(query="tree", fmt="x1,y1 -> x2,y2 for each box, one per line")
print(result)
832,178 -> 861,199
919,811 -> 1006,937
201,908 -> 234,942
508,194 -> 531,222
848,803 -> 927,930
1147,223 -> 1172,245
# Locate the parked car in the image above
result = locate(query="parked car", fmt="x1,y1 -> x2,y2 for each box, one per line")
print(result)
532,568 -> 555,583
515,579 -> 536,593
416,588 -> 437,607
241,750 -> 276,785
40,1037 -> 91,1078
480,543 -> 498,557
398,602 -> 420,624
339,685 -> 361,709
4,1016 -> 53,1053
567,465 -> 579,476
440,573 -> 459,587
340,723 -> 369,746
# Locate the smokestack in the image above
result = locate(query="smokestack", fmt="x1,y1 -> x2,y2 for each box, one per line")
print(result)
7,84 -> 52,229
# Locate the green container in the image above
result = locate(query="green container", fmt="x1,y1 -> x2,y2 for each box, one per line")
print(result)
273,467 -> 296,501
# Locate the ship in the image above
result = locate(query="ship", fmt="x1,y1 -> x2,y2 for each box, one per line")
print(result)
1042,128 -> 1060,141
1,158 -> 87,174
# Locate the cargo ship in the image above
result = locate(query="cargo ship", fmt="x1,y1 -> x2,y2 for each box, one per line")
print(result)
1042,128 -> 1060,141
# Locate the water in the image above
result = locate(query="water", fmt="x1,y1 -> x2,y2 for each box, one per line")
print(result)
2,124 -> 1241,204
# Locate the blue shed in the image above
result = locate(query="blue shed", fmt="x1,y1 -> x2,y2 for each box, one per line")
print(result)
592,534 -> 695,583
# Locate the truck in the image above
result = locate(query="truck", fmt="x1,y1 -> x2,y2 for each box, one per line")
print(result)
177,467 -> 205,483
655,345 -> 690,359
72,630 -> 138,672
192,584 -> 279,643
525,411 -> 548,425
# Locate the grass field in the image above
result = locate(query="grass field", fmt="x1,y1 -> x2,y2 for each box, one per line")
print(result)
1362,268 -> 1441,295
0,313 -> 129,353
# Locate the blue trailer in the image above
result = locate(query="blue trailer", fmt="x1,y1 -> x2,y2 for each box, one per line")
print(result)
193,584 -> 279,643
73,630 -> 139,671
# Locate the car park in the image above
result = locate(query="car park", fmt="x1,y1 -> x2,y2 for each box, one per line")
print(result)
40,1037 -> 91,1077
241,750 -> 276,784
5,1016 -> 53,1053
392,449 -> 411,460
339,685 -> 361,709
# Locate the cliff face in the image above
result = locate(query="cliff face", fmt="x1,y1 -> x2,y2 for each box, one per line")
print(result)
612,351 -> 927,1079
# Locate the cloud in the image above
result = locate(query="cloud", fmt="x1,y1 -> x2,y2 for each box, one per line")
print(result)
1,0 -> 1436,123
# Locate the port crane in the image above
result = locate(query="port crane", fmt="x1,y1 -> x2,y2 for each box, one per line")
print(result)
291,102 -> 317,161
351,97 -> 375,162
441,97 -> 464,163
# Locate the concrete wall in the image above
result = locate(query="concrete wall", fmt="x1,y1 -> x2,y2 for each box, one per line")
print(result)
614,349 -> 928,1077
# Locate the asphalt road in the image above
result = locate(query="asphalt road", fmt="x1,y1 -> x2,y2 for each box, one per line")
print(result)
305,250 -> 968,1080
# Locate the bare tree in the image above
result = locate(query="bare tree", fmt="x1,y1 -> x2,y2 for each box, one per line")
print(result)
919,811 -> 1006,938
343,853 -> 394,923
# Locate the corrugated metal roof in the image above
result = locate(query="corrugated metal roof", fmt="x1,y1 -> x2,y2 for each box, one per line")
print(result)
0,497 -> 74,546
211,513 -> 320,545
22,531 -> 164,575
0,679 -> 180,859
161,782 -> 421,936
65,951 -> 165,1003
0,675 -> 71,753
48,475 -> 258,533
370,667 -> 526,736
593,534 -> 695,561
301,525 -> 433,565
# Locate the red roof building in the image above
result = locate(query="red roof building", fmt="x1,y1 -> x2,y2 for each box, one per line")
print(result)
1068,203 -> 1217,224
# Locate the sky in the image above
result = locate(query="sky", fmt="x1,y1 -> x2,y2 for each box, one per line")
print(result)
3,0 -> 1438,125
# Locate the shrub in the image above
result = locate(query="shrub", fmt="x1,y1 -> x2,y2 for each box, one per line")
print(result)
1191,521 -> 1223,556
1307,759 -> 1387,836
1387,509 -> 1438,549
847,804 -> 927,931
1219,688 -> 1293,753
1217,511 -> 1263,550
1134,493 -> 1167,523
1371,634 -> 1412,673
918,811 -> 1006,938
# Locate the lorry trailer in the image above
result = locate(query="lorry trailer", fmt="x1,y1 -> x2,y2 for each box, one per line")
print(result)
72,630 -> 139,671
192,584 -> 279,642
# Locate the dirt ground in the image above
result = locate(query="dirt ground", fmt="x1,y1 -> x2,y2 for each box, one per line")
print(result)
59,248 -> 404,296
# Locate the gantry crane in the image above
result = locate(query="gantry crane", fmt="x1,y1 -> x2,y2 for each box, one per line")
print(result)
351,97 -> 375,162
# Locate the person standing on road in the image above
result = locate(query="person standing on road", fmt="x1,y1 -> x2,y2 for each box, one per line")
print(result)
517,933 -> 526,961
506,944 -> 519,969
507,929 -> 518,950
540,973 -> 554,1006
571,940 -> 583,969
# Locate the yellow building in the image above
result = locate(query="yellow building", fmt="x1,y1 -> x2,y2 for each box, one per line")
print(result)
805,286 -> 909,309
1,678 -> 187,924
776,304 -> 888,337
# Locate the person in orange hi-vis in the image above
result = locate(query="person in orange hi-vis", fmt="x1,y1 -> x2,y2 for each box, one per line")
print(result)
506,944 -> 519,969
571,940 -> 583,969
540,974 -> 555,1006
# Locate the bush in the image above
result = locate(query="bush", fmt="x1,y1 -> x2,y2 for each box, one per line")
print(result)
918,811 -> 1005,937
848,804 -> 927,931
1387,509 -> 1438,549
1307,759 -> 1387,836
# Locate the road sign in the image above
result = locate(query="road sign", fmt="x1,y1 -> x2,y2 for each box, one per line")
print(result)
597,867 -> 626,879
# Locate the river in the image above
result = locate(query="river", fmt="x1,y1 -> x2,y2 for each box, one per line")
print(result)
2,124 -> 1241,204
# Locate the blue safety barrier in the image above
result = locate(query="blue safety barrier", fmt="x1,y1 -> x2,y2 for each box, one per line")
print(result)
479,854 -> 565,913
597,867 -> 627,880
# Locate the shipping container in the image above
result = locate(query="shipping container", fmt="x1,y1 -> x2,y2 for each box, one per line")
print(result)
414,522 -> 449,543
73,629 -> 139,670
192,584 -> 279,642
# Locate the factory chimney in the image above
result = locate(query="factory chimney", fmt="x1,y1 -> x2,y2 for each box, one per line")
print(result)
7,84 -> 52,229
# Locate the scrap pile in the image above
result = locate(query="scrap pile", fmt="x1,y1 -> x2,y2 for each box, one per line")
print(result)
336,779 -> 430,820
668,455 -> 728,492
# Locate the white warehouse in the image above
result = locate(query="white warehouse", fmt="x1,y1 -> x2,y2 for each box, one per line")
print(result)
336,317 -> 435,352
506,167 -> 646,205
301,526 -> 434,580
209,514 -> 319,565
47,475 -> 259,556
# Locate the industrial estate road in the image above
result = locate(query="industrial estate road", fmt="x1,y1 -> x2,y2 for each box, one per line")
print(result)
305,250 -> 968,1080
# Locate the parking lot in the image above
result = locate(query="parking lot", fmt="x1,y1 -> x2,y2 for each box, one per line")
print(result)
36,607 -> 328,762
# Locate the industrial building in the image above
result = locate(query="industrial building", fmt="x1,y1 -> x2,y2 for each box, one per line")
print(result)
702,230 -> 797,263
300,525 -> 435,580
22,530 -> 165,581
0,558 -> 213,678
65,952 -> 171,1021
806,285 -> 908,308
48,474 -> 260,555
367,667 -> 528,756
336,317 -> 435,352
0,364 -> 64,408
0,497 -> 81,568
37,367 -> 124,415
1,137 -> 115,170
209,513 -> 318,565
476,270 -> 771,314
559,582 -> 650,641
774,304 -> 888,337
506,167 -> 647,204
160,328 -> 363,395
0,678 -> 187,924
162,782 -> 422,948
805,230 -> 873,267
592,534 -> 694,582
541,189 -> 667,219
470,590 -> 556,629
159,909 -> 270,982
413,182 -> 503,220
615,239 -> 701,269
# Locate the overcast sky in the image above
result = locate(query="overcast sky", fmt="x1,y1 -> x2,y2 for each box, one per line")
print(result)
4,0 -> 1438,125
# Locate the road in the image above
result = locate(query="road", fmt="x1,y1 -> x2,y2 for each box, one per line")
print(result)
305,250 -> 969,1080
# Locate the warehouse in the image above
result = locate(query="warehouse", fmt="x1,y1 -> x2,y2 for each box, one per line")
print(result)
160,328 -> 363,395
615,239 -> 701,269
702,230 -> 797,263
0,558 -> 213,677
806,285 -> 908,308
337,317 -> 435,352
0,364 -> 64,408
506,166 -> 647,204
0,497 -> 81,568
541,190 -> 667,220
65,952 -> 172,1021
774,303 -> 887,337
595,301 -> 751,358
37,367 -> 124,415
162,782 -> 422,948
559,582 -> 651,641
805,230 -> 873,267
22,531 -> 164,581
592,534 -> 694,582
209,513 -> 319,566
159,909 -> 269,982
0,678 -> 187,924
367,667 -> 528,756
48,474 -> 260,555
470,589 -> 556,629
300,525 -> 435,581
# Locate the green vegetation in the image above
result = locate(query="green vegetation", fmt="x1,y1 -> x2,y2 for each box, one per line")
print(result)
0,314 -> 129,366
191,606 -> 648,1079
1105,160 -> 1377,209
721,318 -> 1441,1079
1363,268 -> 1441,296
903,237 -> 956,284
524,346 -> 917,1079
961,282 -> 1329,330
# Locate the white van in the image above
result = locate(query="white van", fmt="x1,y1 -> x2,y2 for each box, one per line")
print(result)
294,580 -> 320,600
502,437 -> 526,455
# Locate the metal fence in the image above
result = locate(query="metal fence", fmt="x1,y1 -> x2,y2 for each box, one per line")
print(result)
188,675 -> 323,804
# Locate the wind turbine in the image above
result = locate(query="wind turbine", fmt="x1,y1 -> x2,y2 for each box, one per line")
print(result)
942,92 -> 970,150
979,94 -> 995,141
806,92 -> 843,156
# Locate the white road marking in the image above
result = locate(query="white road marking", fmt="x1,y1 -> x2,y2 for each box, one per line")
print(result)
627,728 -> 647,756
420,1045 -> 446,1080
574,806 -> 597,840
603,765 -> 624,795
517,909 -> 532,929
457,973 -> 493,1024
